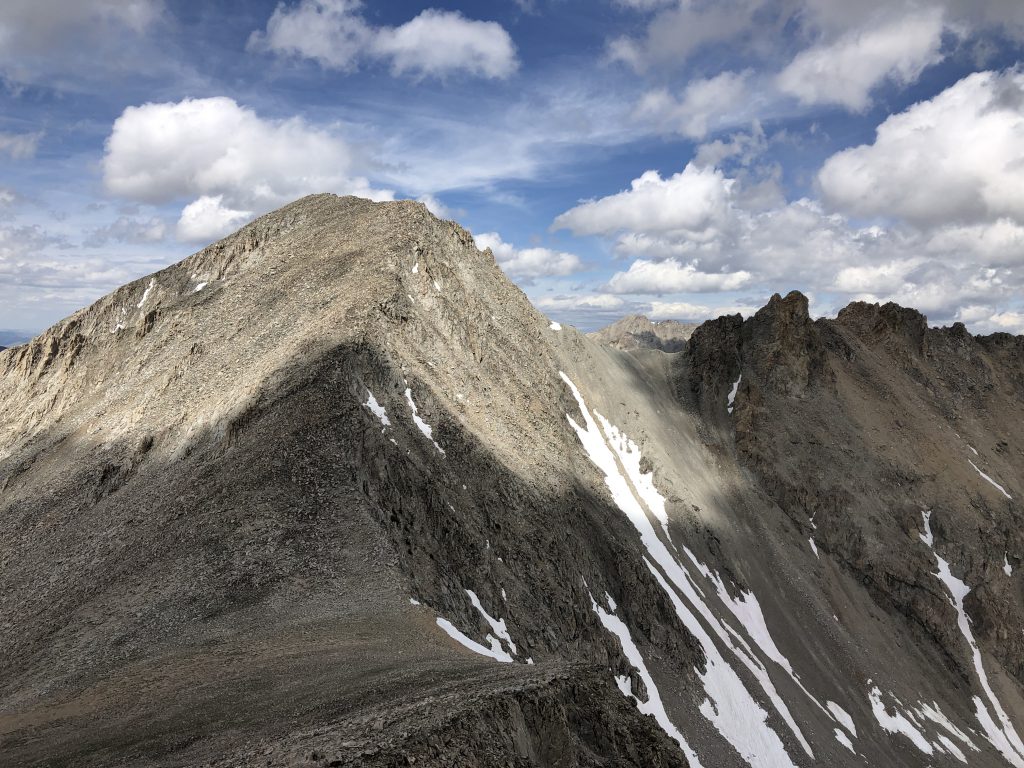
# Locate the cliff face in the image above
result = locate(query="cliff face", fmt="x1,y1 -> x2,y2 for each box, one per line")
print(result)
681,290 -> 1024,757
1,197 -> 1022,768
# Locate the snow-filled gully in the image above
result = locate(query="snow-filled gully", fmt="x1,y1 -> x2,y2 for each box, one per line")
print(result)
560,372 -> 843,768
918,510 -> 1024,767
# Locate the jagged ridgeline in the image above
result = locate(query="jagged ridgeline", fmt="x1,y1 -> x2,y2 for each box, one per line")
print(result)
1,194 -> 1021,768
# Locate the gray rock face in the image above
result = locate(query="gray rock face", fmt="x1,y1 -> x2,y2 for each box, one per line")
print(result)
590,315 -> 696,352
1,195 -> 1022,768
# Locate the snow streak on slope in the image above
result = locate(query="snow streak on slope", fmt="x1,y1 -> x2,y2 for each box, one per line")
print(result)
868,686 -> 934,755
868,684 -> 980,763
827,701 -> 856,737
364,390 -> 391,427
137,278 -> 156,309
404,388 -> 445,455
596,415 -> 671,539
968,459 -> 1013,499
728,374 -> 741,415
917,700 -> 978,754
560,371 -> 815,767
466,589 -> 517,656
919,511 -> 1024,767
589,593 -> 703,767
435,617 -> 513,662
835,729 -> 855,752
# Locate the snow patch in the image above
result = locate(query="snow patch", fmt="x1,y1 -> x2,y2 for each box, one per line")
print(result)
935,734 -> 967,763
404,388 -> 445,454
834,729 -> 855,753
561,371 -> 810,766
193,282 -> 208,293
412,262 -> 419,273
827,701 -> 856,736
549,321 -> 562,331
1005,554 -> 1013,577
466,589 -> 517,656
137,278 -> 156,309
727,374 -> 741,414
968,459 -> 1012,499
916,700 -> 977,753
435,617 -> 512,663
364,390 -> 391,427
869,686 -> 934,755
409,598 -> 421,606
808,538 -> 819,558
919,510 -> 934,547
919,511 -> 1024,767
590,594 -> 702,767
595,414 -> 671,540
433,280 -> 441,291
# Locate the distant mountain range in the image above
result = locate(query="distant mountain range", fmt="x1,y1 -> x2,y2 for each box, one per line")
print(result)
0,330 -> 31,348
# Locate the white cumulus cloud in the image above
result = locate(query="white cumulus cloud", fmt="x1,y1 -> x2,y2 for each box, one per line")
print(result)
819,69 -> 1024,227
553,164 -> 733,239
248,0 -> 518,80
176,196 -> 253,243
606,259 -> 753,294
474,231 -> 584,282
102,96 -> 392,242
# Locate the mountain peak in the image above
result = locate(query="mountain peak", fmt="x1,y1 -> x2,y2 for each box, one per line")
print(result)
5,199 -> 1024,768
589,314 -> 696,352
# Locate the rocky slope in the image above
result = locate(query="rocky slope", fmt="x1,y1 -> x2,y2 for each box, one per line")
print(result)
589,314 -> 696,352
1,196 -> 1021,768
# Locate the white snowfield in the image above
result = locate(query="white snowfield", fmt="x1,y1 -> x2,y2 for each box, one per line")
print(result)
549,321 -> 562,331
560,371 -> 843,768
404,387 -> 445,455
919,510 -> 1024,767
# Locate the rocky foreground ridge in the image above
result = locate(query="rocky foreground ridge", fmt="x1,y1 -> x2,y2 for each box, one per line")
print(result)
0,195 -> 1021,768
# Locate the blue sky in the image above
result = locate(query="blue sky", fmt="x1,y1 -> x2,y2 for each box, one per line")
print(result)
1,0 -> 1023,337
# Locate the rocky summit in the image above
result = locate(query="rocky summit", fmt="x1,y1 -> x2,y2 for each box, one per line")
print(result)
1,194 -> 1022,768
587,315 -> 696,353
